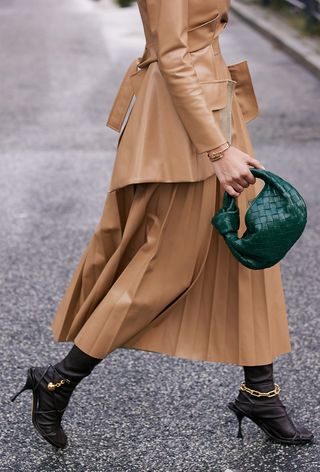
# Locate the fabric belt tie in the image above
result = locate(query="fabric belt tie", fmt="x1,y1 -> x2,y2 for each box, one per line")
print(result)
106,57 -> 141,132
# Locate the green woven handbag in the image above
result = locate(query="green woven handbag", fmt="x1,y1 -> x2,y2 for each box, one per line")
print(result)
211,168 -> 307,270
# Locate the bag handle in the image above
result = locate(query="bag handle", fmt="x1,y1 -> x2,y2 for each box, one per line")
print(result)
212,168 -> 289,235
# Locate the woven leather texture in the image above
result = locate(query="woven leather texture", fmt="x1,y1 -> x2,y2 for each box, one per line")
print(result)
211,168 -> 307,269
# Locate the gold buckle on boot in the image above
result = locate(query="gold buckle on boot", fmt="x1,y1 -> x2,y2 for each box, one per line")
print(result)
47,379 -> 71,392
239,382 -> 281,398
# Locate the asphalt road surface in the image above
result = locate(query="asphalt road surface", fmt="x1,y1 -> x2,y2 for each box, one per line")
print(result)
1,0 -> 319,471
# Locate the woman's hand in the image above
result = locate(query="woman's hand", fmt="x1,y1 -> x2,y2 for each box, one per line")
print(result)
211,145 -> 265,197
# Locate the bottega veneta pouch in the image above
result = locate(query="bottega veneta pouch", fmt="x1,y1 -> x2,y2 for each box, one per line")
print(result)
211,168 -> 307,269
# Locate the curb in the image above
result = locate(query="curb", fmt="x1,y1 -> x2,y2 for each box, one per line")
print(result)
230,0 -> 320,79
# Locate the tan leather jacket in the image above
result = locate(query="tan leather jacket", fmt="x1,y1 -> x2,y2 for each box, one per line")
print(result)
106,0 -> 259,192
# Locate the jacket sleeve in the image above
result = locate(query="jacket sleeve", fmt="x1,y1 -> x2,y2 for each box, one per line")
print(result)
151,0 -> 228,154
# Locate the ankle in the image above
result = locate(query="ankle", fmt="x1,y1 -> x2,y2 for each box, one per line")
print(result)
53,345 -> 102,383
242,363 -> 275,392
243,381 -> 276,393
236,381 -> 284,409
53,365 -> 80,386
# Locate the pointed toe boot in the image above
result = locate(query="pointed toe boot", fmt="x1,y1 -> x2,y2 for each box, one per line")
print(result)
11,345 -> 102,449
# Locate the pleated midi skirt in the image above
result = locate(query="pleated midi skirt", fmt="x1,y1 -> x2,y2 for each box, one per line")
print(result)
51,170 -> 292,366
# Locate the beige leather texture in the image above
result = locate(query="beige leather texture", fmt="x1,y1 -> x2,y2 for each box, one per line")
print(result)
51,0 -> 292,365
52,173 -> 292,364
106,0 -> 260,192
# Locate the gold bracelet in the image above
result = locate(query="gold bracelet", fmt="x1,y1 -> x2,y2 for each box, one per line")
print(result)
207,142 -> 230,162
208,153 -> 224,162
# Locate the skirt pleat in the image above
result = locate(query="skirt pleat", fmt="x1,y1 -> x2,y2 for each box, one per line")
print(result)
52,168 -> 292,365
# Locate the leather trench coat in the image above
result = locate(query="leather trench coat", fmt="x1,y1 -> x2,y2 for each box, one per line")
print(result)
106,0 -> 259,193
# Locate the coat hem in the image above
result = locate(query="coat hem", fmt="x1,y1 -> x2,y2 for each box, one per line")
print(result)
108,170 -> 217,193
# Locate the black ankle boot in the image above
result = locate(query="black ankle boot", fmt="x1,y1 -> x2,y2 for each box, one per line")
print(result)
227,363 -> 314,445
11,345 -> 102,449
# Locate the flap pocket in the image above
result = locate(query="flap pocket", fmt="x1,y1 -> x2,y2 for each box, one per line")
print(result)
199,79 -> 236,142
199,79 -> 236,110
227,60 -> 259,123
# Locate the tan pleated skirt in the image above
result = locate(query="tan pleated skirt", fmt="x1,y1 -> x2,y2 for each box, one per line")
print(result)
51,168 -> 292,366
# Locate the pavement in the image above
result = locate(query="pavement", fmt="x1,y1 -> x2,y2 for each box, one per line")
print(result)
231,0 -> 320,79
0,0 -> 320,471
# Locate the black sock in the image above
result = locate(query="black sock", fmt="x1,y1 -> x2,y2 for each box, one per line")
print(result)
243,363 -> 274,393
54,344 -> 102,383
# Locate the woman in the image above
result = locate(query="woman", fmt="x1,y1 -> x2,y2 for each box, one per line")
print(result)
11,0 -> 313,448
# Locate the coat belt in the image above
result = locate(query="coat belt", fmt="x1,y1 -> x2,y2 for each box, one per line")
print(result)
106,57 -> 142,132
106,38 -> 221,133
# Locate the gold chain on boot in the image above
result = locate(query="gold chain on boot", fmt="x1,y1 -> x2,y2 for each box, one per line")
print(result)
47,379 -> 71,392
239,382 -> 281,398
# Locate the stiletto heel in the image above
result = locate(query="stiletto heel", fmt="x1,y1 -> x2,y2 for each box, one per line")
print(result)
228,402 -> 244,438
10,369 -> 33,402
10,345 -> 102,449
228,379 -> 314,445
235,411 -> 244,439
